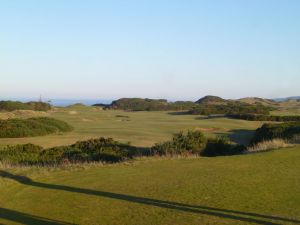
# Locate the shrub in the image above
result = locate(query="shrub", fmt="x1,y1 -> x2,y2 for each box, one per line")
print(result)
152,132 -> 245,157
200,136 -> 245,157
151,131 -> 207,156
0,117 -> 73,138
0,138 -> 138,165
0,144 -> 43,164
69,137 -> 137,162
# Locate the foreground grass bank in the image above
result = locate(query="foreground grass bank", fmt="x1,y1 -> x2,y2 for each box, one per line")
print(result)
0,147 -> 299,225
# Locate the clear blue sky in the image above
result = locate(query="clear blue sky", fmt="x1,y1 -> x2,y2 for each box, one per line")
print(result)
1,0 -> 299,101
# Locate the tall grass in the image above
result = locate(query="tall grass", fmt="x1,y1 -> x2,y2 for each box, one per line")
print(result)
246,139 -> 291,153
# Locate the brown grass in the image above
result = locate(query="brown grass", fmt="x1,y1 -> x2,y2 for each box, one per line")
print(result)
246,139 -> 292,153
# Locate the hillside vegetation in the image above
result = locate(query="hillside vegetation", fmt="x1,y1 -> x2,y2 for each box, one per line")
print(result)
195,95 -> 227,105
0,101 -> 51,112
93,96 -> 300,119
0,117 -> 73,138
104,98 -> 196,111
189,102 -> 272,116
96,96 -> 275,116
237,97 -> 277,106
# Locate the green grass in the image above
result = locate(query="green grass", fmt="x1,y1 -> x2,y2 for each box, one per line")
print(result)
0,106 -> 265,148
0,147 -> 299,225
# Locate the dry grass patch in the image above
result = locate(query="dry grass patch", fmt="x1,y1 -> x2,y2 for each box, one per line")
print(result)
246,139 -> 292,153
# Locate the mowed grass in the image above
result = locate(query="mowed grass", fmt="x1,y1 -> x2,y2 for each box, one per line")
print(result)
0,147 -> 299,225
0,105 -> 265,148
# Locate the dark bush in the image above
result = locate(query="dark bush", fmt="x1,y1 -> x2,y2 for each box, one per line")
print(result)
228,114 -> 300,122
251,122 -> 300,144
200,137 -> 245,157
189,102 -> 272,116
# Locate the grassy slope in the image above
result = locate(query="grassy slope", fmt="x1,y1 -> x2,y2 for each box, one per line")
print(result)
0,106 -> 264,148
0,147 -> 299,225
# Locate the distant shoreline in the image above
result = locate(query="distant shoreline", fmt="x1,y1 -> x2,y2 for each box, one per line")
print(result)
0,98 -> 113,107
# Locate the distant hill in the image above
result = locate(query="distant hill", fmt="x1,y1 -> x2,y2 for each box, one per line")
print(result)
67,103 -> 87,107
101,98 -> 197,111
195,95 -> 227,105
94,96 -> 277,114
238,97 -> 276,106
92,95 -> 300,114
273,96 -> 300,102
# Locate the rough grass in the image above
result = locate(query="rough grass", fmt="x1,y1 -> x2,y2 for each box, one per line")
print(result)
0,147 -> 299,225
246,139 -> 291,153
0,110 -> 48,120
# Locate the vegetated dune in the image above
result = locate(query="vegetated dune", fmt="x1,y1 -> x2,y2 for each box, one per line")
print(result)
237,97 -> 277,106
104,98 -> 196,111
0,117 -> 73,138
0,110 -> 48,120
96,96 -> 276,116
195,95 -> 228,105
0,101 -> 51,112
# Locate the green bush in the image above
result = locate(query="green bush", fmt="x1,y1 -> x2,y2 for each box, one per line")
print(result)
151,131 -> 207,156
251,122 -> 300,144
0,117 -> 73,138
0,144 -> 43,164
152,132 -> 245,157
0,138 -> 138,165
67,137 -> 137,162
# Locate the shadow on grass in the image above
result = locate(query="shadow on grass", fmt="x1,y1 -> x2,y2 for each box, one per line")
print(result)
214,129 -> 255,146
227,129 -> 255,145
195,115 -> 227,120
0,207 -> 72,225
1,170 -> 299,225
167,111 -> 190,115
